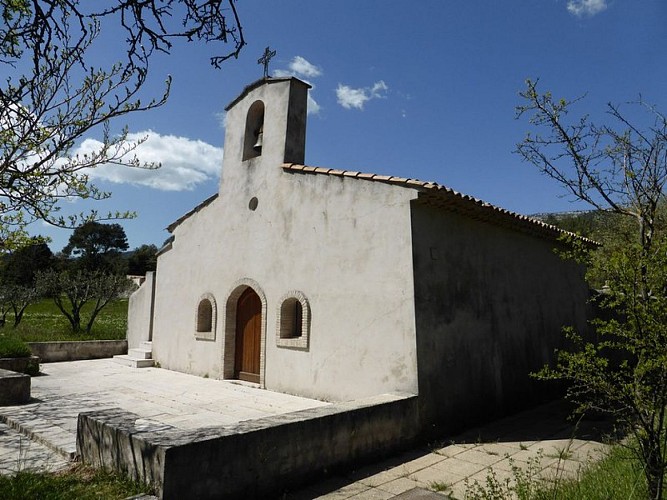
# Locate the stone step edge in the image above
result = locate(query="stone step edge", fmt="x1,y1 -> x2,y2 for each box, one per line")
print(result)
112,355 -> 154,368
128,348 -> 153,360
0,413 -> 77,461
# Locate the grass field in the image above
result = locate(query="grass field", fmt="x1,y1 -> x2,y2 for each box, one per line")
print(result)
1,298 -> 128,343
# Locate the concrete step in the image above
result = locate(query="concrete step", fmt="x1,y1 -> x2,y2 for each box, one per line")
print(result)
139,341 -> 153,351
0,410 -> 77,461
112,355 -> 154,368
128,348 -> 152,359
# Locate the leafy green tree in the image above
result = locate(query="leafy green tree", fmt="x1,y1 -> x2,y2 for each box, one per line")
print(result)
0,1 -> 245,250
517,79 -> 667,499
1,238 -> 53,286
36,269 -> 134,334
126,244 -> 158,276
62,221 -> 129,272
0,239 -> 50,327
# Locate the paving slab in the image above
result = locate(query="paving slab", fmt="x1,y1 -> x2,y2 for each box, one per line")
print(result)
284,399 -> 614,499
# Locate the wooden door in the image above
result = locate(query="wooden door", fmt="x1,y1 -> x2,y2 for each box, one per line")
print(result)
235,288 -> 262,383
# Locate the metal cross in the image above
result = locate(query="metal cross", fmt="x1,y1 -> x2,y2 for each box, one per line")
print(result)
258,46 -> 276,78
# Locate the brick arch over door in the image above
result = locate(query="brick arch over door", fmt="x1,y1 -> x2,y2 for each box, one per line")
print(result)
222,278 -> 267,386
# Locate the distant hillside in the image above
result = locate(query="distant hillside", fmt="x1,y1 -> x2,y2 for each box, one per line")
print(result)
530,210 -> 603,239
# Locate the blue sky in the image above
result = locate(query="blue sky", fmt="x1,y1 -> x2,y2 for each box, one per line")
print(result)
29,0 -> 667,251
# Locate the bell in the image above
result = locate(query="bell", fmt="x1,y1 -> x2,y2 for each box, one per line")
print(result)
253,128 -> 263,152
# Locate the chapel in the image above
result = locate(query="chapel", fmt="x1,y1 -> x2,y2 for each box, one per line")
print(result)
125,76 -> 590,433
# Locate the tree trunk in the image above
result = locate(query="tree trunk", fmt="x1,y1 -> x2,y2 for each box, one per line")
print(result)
12,304 -> 27,328
71,309 -> 81,333
638,214 -> 653,301
644,437 -> 665,500
85,305 -> 102,334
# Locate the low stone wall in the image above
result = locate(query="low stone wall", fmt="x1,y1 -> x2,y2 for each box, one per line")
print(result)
77,393 -> 419,499
0,368 -> 30,405
28,340 -> 127,363
0,356 -> 40,375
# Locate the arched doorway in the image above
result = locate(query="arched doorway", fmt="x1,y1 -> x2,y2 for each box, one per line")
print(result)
234,287 -> 262,383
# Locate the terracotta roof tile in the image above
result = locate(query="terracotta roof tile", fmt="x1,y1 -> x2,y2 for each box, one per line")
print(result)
281,163 -> 598,246
356,173 -> 375,180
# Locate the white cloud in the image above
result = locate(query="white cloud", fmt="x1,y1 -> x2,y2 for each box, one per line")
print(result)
336,80 -> 389,110
289,56 -> 322,78
274,55 -> 322,80
274,56 -> 322,115
307,94 -> 321,115
81,131 -> 223,191
214,111 -> 228,129
567,0 -> 607,17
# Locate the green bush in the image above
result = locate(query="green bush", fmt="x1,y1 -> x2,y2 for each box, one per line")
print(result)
0,336 -> 31,358
25,357 -> 40,376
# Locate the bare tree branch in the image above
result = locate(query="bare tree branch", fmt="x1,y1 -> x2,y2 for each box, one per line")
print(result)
516,79 -> 667,251
0,0 -> 245,250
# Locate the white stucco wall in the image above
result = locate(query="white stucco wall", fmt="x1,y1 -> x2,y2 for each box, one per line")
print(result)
410,202 -> 591,434
127,271 -> 155,349
148,79 -> 420,401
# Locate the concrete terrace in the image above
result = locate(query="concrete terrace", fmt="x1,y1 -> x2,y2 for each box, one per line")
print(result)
0,360 -> 612,499
0,359 -> 330,460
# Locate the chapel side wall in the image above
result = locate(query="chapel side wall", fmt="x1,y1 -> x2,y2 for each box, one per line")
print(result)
127,271 -> 155,349
410,202 -> 590,437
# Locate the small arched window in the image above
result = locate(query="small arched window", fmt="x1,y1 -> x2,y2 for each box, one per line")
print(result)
276,291 -> 310,350
242,100 -> 265,161
280,298 -> 303,339
197,300 -> 212,332
195,293 -> 217,340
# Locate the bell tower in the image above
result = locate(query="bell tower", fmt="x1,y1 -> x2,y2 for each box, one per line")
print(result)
219,77 -> 310,193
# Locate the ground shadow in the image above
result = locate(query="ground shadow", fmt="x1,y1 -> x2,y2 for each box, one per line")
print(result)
281,399 -> 619,499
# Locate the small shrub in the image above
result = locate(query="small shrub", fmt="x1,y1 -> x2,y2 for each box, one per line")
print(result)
429,480 -> 450,493
464,452 -> 545,500
24,358 -> 40,376
0,337 -> 31,358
